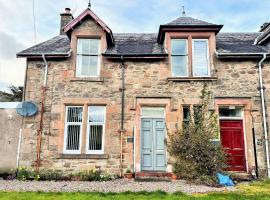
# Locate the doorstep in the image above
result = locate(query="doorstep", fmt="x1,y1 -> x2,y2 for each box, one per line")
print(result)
229,172 -> 253,181
135,172 -> 172,182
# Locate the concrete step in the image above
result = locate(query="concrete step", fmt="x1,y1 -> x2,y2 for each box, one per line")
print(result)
230,172 -> 253,181
135,172 -> 172,182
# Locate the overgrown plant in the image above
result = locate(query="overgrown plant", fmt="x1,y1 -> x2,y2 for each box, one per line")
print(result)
168,84 -> 227,185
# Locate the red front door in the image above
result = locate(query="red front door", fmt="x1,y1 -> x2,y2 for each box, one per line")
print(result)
220,120 -> 246,172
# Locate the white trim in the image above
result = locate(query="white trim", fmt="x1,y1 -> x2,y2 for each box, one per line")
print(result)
171,39 -> 189,77
242,113 -> 249,172
76,38 -> 101,78
192,39 -> 210,77
86,106 -> 106,154
63,106 -> 83,154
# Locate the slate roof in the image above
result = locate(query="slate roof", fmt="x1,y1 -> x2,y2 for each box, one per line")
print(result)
165,16 -> 218,26
104,33 -> 167,57
216,32 -> 270,54
17,35 -> 71,57
158,16 -> 223,43
17,32 -> 270,58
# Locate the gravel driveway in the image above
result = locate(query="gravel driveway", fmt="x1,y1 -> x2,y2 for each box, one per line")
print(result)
0,179 -> 235,194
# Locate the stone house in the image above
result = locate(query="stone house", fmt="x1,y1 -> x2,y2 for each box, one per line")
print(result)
17,6 -> 270,178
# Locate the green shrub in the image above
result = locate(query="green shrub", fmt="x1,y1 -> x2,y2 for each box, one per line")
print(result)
15,167 -> 115,182
70,169 -> 115,181
168,84 -> 227,185
16,167 -> 36,181
38,169 -> 63,181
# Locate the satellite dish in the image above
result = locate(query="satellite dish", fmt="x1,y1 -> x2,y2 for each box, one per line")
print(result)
16,102 -> 38,117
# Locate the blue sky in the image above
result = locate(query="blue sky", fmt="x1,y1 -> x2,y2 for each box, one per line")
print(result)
0,0 -> 270,91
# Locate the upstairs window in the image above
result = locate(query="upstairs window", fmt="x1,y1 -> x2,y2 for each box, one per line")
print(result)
171,39 -> 188,77
192,39 -> 209,77
170,38 -> 210,77
76,38 -> 100,77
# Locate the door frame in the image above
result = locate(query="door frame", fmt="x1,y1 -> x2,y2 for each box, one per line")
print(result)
140,107 -> 167,172
218,107 -> 248,172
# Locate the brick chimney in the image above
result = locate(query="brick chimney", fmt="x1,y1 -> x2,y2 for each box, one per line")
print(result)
60,8 -> 73,35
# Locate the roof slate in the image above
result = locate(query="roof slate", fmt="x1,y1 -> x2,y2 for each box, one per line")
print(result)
17,35 -> 71,57
216,32 -> 270,54
17,32 -> 270,58
165,16 -> 218,26
104,33 -> 167,56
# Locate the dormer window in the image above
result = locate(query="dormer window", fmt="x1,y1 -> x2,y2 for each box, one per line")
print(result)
170,38 -> 210,77
76,38 -> 101,77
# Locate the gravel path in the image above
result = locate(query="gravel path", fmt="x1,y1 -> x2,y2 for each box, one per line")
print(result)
0,179 -> 235,194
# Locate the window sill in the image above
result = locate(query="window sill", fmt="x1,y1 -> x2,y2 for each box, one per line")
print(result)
167,77 -> 218,82
57,154 -> 109,159
70,77 -> 104,82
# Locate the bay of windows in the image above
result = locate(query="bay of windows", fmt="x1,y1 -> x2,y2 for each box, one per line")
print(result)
64,106 -> 106,154
171,38 -> 210,77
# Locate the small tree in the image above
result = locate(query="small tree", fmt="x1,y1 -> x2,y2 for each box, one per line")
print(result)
1,85 -> 23,102
168,84 -> 227,185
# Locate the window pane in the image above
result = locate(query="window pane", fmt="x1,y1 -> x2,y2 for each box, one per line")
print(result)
193,40 -> 209,76
171,40 -> 187,55
172,56 -> 188,77
77,39 -> 100,55
183,106 -> 190,121
66,125 -> 81,150
77,55 -> 98,77
219,107 -> 242,117
89,106 -> 105,123
88,125 -> 103,151
141,107 -> 164,118
66,107 -> 83,122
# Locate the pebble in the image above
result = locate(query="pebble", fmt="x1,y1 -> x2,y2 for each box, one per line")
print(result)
0,179 -> 236,194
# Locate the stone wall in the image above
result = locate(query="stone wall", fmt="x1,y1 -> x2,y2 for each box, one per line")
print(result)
19,17 -> 270,177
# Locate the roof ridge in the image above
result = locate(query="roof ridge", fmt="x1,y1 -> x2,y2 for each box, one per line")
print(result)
218,32 -> 259,34
114,33 -> 158,35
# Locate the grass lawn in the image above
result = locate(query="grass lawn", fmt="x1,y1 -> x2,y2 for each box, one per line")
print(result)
0,180 -> 270,200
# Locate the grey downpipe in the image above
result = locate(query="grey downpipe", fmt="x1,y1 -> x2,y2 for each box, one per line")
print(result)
258,53 -> 270,178
120,55 -> 125,131
119,55 -> 125,177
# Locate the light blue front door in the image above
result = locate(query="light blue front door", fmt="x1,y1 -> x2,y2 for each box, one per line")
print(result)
141,118 -> 166,171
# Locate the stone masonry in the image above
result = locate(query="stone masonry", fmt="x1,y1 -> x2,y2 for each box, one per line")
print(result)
18,16 -> 270,177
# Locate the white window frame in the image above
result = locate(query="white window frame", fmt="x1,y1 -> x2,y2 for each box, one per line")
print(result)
192,39 -> 210,77
63,106 -> 83,154
141,107 -> 165,119
86,106 -> 106,154
171,39 -> 189,77
76,38 -> 101,78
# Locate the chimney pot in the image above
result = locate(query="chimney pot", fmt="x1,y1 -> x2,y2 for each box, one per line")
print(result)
65,8 -> 71,14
